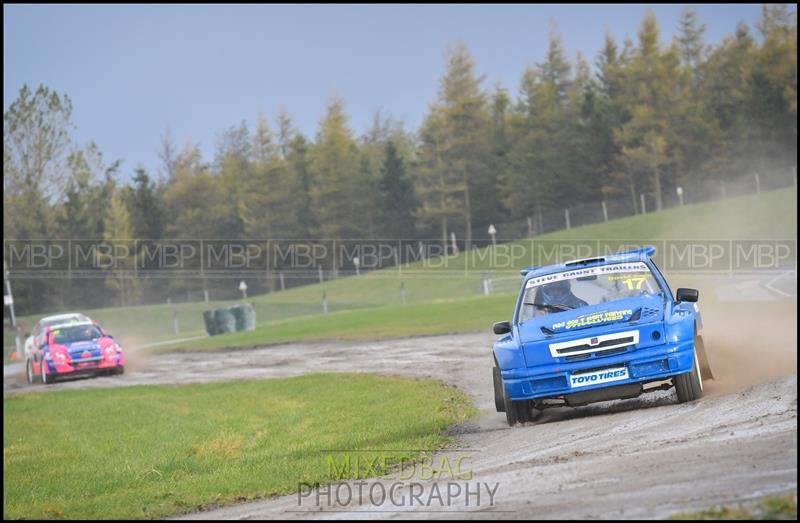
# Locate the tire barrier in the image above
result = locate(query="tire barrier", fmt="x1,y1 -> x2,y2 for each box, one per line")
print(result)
203,303 -> 256,336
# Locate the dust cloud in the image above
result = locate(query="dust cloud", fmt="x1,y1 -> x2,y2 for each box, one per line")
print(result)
700,296 -> 797,395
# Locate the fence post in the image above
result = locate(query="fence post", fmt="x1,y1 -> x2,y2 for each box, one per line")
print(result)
318,265 -> 324,284
564,208 -> 571,230
450,232 -> 459,256
601,200 -> 608,222
279,272 -> 285,291
172,307 -> 179,334
527,216 -> 533,237
400,280 -> 406,304
322,289 -> 328,315
482,272 -> 491,295
754,172 -> 761,194
640,193 -> 647,214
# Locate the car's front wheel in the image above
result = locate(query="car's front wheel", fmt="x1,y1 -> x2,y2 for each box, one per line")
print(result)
493,366 -> 505,412
504,390 -> 536,426
675,350 -> 703,403
26,359 -> 37,384
40,361 -> 52,385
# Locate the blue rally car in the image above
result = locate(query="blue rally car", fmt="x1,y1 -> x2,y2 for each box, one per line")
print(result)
491,246 -> 714,426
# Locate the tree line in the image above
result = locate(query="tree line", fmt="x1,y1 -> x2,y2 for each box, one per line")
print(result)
4,6 -> 797,314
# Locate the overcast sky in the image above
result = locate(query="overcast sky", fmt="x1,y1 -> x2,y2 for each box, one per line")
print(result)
4,4 -> 766,180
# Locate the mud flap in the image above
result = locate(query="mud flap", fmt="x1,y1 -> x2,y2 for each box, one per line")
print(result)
695,327 -> 714,380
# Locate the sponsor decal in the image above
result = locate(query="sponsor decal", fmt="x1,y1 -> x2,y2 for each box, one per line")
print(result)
525,262 -> 650,289
569,367 -> 629,388
551,309 -> 633,331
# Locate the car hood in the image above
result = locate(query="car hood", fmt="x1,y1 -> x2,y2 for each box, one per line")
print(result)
58,337 -> 114,354
518,294 -> 665,342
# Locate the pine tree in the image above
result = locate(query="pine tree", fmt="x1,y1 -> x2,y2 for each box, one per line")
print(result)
677,7 -> 708,74
125,167 -> 166,240
377,141 -> 418,238
103,189 -> 138,306
415,103 -> 463,250
425,41 -> 492,246
615,10 -> 683,211
310,96 -> 364,238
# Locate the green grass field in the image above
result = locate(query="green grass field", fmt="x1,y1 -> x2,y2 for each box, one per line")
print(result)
3,373 -> 473,519
155,293 -> 517,352
670,493 -> 797,520
6,187 -> 796,351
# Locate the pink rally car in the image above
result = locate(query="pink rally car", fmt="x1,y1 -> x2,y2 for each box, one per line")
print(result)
26,321 -> 125,385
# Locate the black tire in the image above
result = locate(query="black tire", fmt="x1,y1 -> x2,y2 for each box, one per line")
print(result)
114,365 -> 125,376
40,361 -> 52,385
26,359 -> 37,385
675,350 -> 704,403
493,366 -> 506,412
504,390 -> 534,426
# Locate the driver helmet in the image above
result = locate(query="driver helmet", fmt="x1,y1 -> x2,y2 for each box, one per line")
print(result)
540,279 -> 572,303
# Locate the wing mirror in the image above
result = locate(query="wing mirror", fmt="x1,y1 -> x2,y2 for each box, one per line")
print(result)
492,321 -> 511,335
676,288 -> 699,303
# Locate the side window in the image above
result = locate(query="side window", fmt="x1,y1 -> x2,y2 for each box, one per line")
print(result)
649,259 -> 672,298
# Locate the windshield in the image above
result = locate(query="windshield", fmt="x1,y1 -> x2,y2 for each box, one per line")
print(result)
51,325 -> 103,344
518,262 -> 662,324
40,314 -> 89,329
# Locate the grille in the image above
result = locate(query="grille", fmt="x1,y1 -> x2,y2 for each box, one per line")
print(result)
556,336 -> 635,354
549,330 -> 640,359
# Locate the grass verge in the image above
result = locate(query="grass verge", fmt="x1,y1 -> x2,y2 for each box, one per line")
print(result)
154,293 -> 515,353
3,373 -> 474,519
670,493 -> 797,520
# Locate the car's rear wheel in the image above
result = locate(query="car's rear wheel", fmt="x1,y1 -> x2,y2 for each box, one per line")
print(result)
493,366 -> 505,412
675,350 -> 703,403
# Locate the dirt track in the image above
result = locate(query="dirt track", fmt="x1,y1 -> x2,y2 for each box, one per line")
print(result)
4,277 -> 797,519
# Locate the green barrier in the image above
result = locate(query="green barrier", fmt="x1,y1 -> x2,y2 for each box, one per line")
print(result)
203,303 -> 256,336
202,310 -> 218,336
230,303 -> 256,332
213,308 -> 236,335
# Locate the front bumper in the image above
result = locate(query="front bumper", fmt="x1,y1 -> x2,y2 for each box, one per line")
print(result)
46,353 -> 124,378
501,339 -> 694,401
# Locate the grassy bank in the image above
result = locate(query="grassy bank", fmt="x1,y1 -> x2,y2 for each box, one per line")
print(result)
154,293 -> 516,352
3,373 -> 474,519
6,187 -> 796,350
670,493 -> 797,520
